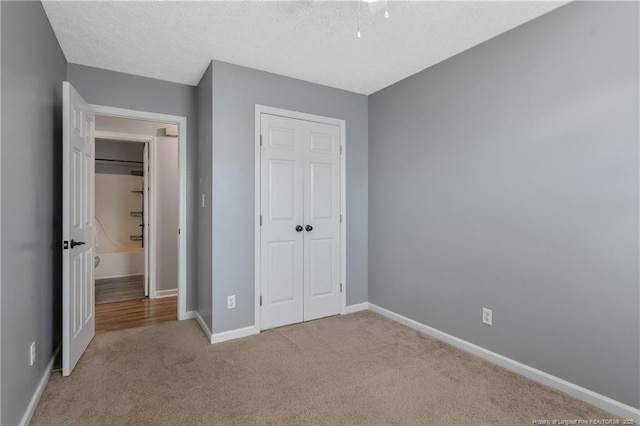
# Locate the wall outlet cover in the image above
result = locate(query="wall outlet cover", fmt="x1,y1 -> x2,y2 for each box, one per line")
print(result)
482,308 -> 493,326
227,295 -> 236,309
30,342 -> 36,366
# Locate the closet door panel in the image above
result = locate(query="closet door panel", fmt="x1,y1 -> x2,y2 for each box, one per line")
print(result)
303,122 -> 341,322
260,114 -> 305,330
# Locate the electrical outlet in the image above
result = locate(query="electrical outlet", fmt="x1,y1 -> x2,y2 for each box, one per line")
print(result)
482,308 -> 493,326
227,295 -> 236,309
30,342 -> 36,366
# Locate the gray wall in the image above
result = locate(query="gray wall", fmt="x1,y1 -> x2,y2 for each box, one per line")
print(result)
67,64 -> 198,310
154,137 -> 179,293
95,117 -> 179,293
211,60 -> 368,333
1,2 -> 67,424
368,1 -> 639,408
95,139 -> 143,174
196,62 -> 213,330
0,4 -> 3,419
95,139 -> 144,163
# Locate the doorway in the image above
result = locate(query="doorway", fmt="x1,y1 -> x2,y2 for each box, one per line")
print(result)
93,116 -> 178,333
255,106 -> 347,331
94,135 -> 149,305
62,81 -> 189,376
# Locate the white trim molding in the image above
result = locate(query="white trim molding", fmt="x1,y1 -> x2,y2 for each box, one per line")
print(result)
182,310 -> 197,320
368,303 -> 640,423
194,311 -> 214,344
154,289 -> 178,299
212,326 -> 259,344
209,64 -> 216,341
89,105 -> 189,321
20,345 -> 60,426
342,302 -> 370,315
253,105 -> 347,333
94,130 -> 153,144
95,273 -> 144,281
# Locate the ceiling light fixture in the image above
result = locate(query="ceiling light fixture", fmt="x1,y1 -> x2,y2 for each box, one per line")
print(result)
357,0 -> 389,39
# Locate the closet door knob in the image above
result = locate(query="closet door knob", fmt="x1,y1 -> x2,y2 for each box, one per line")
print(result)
70,239 -> 86,248
295,225 -> 303,232
305,225 -> 313,232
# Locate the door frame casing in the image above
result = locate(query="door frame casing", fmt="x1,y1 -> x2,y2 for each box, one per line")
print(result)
90,104 -> 189,320
94,130 -> 156,298
254,105 -> 347,332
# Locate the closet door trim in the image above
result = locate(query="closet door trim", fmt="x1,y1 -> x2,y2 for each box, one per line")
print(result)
254,105 -> 346,332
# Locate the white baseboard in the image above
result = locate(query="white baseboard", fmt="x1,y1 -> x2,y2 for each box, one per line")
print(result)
342,302 -> 370,314
212,325 -> 259,344
368,303 -> 640,423
20,345 -> 60,426
95,273 -> 144,281
154,288 -> 177,299
194,311 -> 214,344
180,310 -> 196,320
193,313 -> 259,345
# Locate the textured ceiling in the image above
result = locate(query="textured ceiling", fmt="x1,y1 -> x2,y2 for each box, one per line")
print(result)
42,1 -> 566,95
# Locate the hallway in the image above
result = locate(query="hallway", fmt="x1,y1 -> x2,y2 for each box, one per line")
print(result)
96,297 -> 177,333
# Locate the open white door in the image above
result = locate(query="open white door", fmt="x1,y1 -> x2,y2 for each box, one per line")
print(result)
143,142 -> 149,297
62,81 -> 95,376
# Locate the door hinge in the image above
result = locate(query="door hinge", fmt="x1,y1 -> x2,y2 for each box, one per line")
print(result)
340,283 -> 343,293
260,135 -> 263,147
340,145 -> 343,155
178,228 -> 181,235
260,295 -> 263,306
260,215 -> 263,226
340,214 -> 342,224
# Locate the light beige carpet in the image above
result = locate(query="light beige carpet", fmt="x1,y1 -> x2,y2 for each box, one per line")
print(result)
32,311 -> 616,425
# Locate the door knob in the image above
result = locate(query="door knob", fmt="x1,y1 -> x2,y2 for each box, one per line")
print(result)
305,225 -> 313,232
295,225 -> 303,232
70,239 -> 86,248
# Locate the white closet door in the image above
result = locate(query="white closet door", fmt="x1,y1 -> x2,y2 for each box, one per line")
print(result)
260,114 -> 305,330
303,121 -> 341,321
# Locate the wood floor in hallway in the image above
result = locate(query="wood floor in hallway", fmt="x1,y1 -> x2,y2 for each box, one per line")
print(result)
95,275 -> 145,304
96,296 -> 177,333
